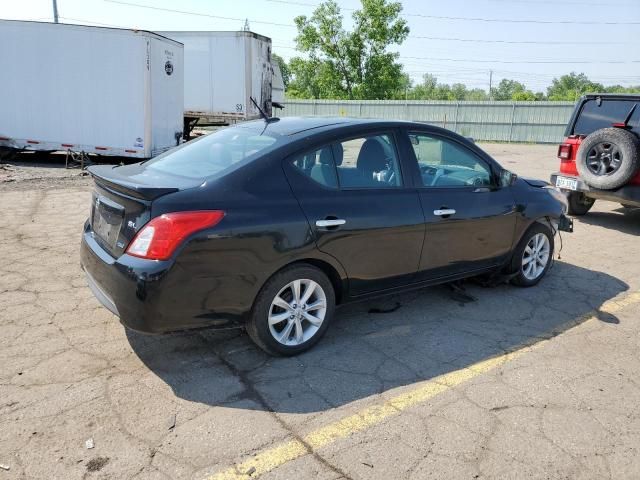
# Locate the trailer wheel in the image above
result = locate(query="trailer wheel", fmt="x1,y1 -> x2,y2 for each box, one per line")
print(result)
183,117 -> 199,142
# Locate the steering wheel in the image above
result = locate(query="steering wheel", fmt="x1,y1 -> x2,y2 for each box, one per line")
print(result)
380,157 -> 398,185
470,176 -> 488,187
420,165 -> 437,176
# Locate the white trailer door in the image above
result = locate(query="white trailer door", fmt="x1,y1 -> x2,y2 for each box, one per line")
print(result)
149,37 -> 184,156
210,35 -> 246,116
177,34 -> 212,115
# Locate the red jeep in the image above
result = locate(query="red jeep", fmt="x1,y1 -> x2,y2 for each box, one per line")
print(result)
551,94 -> 640,215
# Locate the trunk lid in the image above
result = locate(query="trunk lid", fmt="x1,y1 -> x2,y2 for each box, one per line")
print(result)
87,164 -> 202,258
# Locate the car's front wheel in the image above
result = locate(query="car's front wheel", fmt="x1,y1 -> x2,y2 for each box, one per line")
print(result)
510,223 -> 555,287
247,264 -> 335,356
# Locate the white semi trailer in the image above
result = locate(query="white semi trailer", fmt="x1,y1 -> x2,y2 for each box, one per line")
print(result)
159,31 -> 273,132
0,20 -> 184,159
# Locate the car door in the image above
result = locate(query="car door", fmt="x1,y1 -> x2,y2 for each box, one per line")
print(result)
283,131 -> 425,296
403,130 -> 518,279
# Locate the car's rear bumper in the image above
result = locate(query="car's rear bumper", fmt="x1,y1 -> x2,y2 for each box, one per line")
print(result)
80,221 -> 245,334
550,173 -> 640,208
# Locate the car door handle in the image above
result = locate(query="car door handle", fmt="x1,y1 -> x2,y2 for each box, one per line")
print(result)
433,209 -> 456,216
316,219 -> 346,228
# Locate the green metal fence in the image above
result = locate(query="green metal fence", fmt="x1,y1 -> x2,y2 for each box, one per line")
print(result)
280,100 -> 576,144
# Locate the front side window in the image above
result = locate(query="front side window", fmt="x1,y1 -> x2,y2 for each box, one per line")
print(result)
408,133 -> 492,188
336,134 -> 403,188
147,126 -> 279,180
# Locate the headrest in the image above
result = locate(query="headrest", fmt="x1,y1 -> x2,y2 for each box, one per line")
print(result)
318,147 -> 333,165
356,138 -> 387,173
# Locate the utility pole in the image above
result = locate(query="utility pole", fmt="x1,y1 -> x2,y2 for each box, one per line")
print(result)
489,69 -> 493,100
52,0 -> 59,23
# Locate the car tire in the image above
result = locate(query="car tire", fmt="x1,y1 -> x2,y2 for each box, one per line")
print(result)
246,264 -> 335,356
566,191 -> 595,216
510,223 -> 555,288
576,128 -> 640,190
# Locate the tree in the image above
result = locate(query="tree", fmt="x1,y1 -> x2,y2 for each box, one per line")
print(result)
289,0 -> 409,100
271,53 -> 290,88
286,57 -> 341,99
547,72 -> 605,101
450,83 -> 468,101
409,74 -> 490,101
466,88 -> 489,101
512,90 -> 537,101
493,79 -> 536,101
604,84 -> 640,94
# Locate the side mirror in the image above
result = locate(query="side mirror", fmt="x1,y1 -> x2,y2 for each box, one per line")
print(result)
500,169 -> 518,187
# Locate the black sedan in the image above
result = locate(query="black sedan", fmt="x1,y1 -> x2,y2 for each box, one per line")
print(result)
81,118 -> 571,355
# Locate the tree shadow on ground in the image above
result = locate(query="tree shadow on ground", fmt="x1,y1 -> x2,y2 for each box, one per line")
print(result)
126,261 -> 628,414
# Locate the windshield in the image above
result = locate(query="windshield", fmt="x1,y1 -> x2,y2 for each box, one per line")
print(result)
147,126 -> 280,180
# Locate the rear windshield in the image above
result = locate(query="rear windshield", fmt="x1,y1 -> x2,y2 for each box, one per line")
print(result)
147,126 -> 280,179
572,99 -> 640,136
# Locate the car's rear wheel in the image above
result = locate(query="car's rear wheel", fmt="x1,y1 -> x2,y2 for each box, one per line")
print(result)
576,128 -> 640,190
566,191 -> 595,216
510,223 -> 555,287
246,264 -> 335,356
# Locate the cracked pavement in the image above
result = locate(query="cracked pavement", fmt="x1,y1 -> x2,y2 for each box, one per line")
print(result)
1,144 -> 640,479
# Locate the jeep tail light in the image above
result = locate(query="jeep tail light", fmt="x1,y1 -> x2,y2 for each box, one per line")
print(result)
126,210 -> 225,260
557,143 -> 572,161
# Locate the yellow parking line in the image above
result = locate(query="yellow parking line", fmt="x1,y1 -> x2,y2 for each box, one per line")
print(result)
206,290 -> 640,480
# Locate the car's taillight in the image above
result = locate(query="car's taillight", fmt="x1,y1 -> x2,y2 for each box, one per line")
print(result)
557,143 -> 572,160
126,210 -> 225,260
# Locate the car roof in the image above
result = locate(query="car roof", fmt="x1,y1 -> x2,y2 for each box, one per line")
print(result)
236,117 -> 425,136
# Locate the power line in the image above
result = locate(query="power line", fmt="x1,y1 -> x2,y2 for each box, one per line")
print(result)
402,55 -> 639,65
402,13 -> 640,25
487,0 -> 638,7
92,1 -> 640,70
277,47 -> 640,65
59,16 -> 131,28
408,35 -> 625,46
266,0 -> 640,24
107,0 -> 640,30
104,0 -> 297,28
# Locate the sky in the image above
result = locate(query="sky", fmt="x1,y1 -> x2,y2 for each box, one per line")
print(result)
2,0 -> 640,93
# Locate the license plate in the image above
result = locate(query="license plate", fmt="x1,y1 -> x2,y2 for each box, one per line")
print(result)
555,176 -> 578,191
92,196 -> 124,248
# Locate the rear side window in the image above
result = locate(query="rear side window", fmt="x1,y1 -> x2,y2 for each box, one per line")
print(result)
336,134 -> 402,188
292,146 -> 338,188
147,127 -> 279,179
573,99 -> 640,136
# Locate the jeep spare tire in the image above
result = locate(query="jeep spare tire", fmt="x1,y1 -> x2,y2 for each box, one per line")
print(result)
576,127 -> 640,190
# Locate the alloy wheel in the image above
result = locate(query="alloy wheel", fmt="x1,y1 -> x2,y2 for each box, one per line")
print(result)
268,279 -> 327,346
586,142 -> 623,176
522,233 -> 550,281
